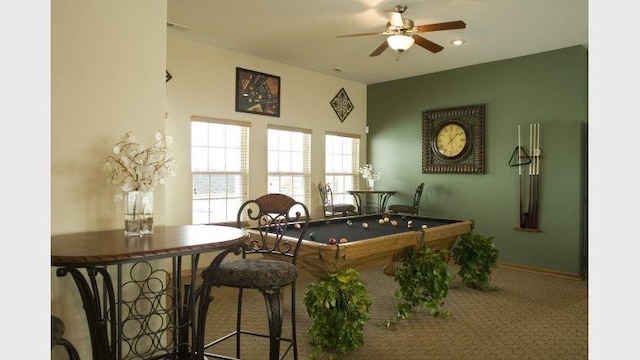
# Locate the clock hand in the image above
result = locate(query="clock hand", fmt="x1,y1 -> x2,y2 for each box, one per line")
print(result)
447,132 -> 460,144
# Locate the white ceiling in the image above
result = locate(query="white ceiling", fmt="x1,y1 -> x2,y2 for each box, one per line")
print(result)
167,0 -> 588,85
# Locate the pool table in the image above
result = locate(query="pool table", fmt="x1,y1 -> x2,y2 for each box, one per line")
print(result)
248,214 -> 474,277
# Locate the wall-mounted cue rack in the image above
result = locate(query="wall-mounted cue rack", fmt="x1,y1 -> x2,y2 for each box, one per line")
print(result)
509,123 -> 542,232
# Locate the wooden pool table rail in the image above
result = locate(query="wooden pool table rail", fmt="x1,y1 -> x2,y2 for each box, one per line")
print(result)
249,219 -> 474,277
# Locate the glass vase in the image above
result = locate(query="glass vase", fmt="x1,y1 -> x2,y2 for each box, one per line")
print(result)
367,178 -> 376,191
124,191 -> 154,236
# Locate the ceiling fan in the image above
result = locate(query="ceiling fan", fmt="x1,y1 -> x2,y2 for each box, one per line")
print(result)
337,4 -> 466,57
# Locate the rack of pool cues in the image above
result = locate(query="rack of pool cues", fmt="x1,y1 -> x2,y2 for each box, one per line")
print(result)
509,123 -> 542,231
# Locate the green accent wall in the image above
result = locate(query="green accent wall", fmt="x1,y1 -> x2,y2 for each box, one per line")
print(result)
367,46 -> 588,276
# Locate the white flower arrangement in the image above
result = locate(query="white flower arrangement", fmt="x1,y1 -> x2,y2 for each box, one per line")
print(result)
104,130 -> 177,198
359,164 -> 381,181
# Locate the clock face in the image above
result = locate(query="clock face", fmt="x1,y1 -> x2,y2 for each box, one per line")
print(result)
422,104 -> 485,174
435,123 -> 468,158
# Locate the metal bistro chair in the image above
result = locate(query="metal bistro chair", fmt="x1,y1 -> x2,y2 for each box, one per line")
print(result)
194,193 -> 310,360
51,316 -> 80,360
318,181 -> 356,218
388,182 -> 424,215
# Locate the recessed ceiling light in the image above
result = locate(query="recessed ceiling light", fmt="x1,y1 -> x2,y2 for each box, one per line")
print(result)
333,68 -> 350,74
450,39 -> 466,46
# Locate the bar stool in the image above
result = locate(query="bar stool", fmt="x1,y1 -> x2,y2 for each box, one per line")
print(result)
318,181 -> 356,218
192,193 -> 310,360
388,182 -> 424,215
51,316 -> 80,360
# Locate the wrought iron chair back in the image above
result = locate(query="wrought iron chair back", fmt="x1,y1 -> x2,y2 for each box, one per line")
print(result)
318,181 -> 356,218
193,193 -> 310,360
388,182 -> 425,215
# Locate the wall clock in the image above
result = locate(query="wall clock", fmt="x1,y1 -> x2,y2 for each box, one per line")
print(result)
422,104 -> 485,174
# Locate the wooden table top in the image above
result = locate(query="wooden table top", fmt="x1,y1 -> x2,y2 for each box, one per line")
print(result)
347,190 -> 397,194
51,225 -> 249,266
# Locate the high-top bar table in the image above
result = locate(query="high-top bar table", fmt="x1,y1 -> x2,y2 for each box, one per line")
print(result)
348,190 -> 397,215
51,225 -> 249,360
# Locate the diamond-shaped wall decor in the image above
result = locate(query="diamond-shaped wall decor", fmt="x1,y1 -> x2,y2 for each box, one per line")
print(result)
330,88 -> 354,123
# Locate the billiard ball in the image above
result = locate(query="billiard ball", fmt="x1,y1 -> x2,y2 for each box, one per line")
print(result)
340,237 -> 348,244
421,224 -> 428,230
407,221 -> 413,229
294,223 -> 301,230
309,232 -> 317,240
378,219 -> 385,224
390,220 -> 398,227
346,220 -> 353,226
328,237 -> 337,245
383,217 -> 390,223
362,222 -> 369,229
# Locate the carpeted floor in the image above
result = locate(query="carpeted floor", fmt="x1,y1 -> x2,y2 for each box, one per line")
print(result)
198,262 -> 588,360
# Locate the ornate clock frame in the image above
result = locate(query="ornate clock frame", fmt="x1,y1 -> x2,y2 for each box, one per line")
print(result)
422,104 -> 485,174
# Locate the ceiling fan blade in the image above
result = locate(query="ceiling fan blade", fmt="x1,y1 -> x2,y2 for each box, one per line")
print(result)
414,21 -> 466,33
369,41 -> 389,57
337,31 -> 381,38
413,35 -> 444,53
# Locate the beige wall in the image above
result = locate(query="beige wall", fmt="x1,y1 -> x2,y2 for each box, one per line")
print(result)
51,1 -> 167,358
165,34 -> 368,224
51,0 -> 168,235
51,1 -> 366,358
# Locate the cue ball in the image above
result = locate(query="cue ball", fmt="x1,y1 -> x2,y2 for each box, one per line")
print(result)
421,225 -> 428,230
328,237 -> 337,245
378,219 -> 385,224
294,223 -> 301,230
383,217 -> 390,223
362,222 -> 369,228
309,232 -> 317,240
340,237 -> 348,244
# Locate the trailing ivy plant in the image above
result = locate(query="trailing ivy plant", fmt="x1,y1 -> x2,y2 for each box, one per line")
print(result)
451,232 -> 499,291
384,246 -> 452,327
303,268 -> 372,360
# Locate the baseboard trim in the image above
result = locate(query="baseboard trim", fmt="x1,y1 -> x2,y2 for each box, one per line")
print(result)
497,261 -> 585,281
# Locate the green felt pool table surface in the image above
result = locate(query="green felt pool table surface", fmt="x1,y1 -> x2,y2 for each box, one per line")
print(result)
284,214 -> 462,244
258,214 -> 474,277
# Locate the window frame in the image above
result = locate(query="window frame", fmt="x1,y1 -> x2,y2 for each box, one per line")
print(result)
267,125 -> 312,207
324,132 -> 361,205
190,116 -> 250,224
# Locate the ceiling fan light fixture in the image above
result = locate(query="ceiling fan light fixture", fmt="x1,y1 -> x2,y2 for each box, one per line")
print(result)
387,34 -> 415,52
450,39 -> 466,46
389,12 -> 403,27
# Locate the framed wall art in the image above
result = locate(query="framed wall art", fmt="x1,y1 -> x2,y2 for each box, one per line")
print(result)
422,104 -> 485,174
330,88 -> 354,122
235,67 -> 280,117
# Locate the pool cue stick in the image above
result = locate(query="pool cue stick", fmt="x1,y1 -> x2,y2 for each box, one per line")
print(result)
518,125 -> 525,228
523,123 -> 533,228
526,123 -> 540,229
532,123 -> 541,228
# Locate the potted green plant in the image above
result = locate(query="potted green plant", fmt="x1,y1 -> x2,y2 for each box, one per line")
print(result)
303,267 -> 372,359
451,232 -> 499,291
384,246 -> 452,328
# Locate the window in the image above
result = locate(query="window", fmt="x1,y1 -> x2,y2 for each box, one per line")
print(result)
325,133 -> 360,205
267,126 -> 311,206
191,117 -> 250,224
